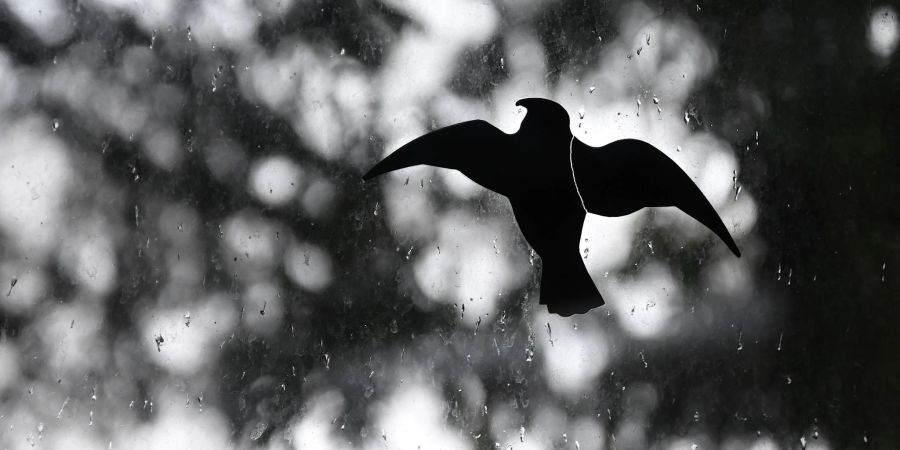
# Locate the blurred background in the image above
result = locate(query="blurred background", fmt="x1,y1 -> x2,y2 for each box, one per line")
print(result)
0,0 -> 898,448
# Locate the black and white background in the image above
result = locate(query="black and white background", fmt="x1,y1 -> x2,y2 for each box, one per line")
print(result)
0,1 -> 898,448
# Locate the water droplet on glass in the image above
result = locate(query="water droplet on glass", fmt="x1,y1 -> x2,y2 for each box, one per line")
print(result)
52,119 -> 60,131
150,30 -> 158,49
524,332 -> 535,362
6,278 -> 17,297
589,86 -> 596,93
57,397 -> 70,419
186,26 -> 192,42
249,422 -> 268,441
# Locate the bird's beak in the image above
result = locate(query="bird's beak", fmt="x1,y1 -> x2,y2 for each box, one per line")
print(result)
515,98 -> 536,109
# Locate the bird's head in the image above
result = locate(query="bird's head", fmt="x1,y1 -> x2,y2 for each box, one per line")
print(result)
515,98 -> 572,138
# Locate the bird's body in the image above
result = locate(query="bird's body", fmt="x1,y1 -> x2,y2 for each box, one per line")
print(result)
364,98 -> 740,316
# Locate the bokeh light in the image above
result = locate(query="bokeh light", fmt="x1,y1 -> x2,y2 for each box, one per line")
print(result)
869,6 -> 899,60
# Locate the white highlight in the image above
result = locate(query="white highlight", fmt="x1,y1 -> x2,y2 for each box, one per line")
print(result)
141,294 -> 237,375
249,155 -> 304,207
0,344 -> 20,394
0,116 -> 72,260
3,0 -> 73,44
284,241 -> 333,293
290,391 -> 347,449
412,210 -> 526,327
365,383 -> 469,450
607,263 -> 683,339
538,312 -> 610,396
869,6 -> 899,59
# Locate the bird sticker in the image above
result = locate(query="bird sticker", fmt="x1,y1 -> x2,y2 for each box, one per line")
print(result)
364,98 -> 741,316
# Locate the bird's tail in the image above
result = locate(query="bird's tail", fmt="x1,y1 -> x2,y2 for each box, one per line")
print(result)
539,253 -> 604,316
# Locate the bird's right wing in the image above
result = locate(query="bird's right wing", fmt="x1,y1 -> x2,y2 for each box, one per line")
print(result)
575,139 -> 741,257
362,120 -> 513,195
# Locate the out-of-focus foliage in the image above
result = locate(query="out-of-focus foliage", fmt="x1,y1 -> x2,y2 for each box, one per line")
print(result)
0,0 -> 898,449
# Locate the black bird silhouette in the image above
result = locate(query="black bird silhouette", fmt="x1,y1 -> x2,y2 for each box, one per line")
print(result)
364,98 -> 740,316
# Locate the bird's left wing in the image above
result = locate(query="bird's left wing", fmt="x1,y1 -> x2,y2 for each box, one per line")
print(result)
363,120 -> 513,195
574,138 -> 741,257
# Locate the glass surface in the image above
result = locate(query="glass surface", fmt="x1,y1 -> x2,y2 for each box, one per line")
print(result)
0,1 -> 898,449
